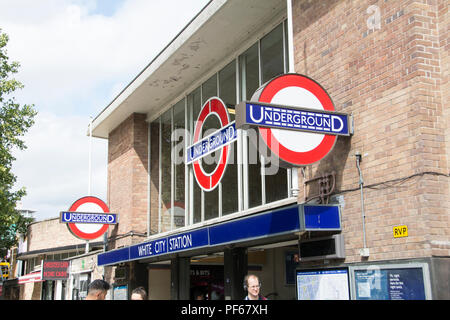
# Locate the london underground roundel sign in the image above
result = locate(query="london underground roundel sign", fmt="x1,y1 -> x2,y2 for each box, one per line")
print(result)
192,97 -> 232,191
65,196 -> 111,240
251,73 -> 338,166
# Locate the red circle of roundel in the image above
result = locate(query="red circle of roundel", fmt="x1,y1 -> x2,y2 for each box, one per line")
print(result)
192,97 -> 230,191
257,74 -> 337,166
67,196 -> 110,240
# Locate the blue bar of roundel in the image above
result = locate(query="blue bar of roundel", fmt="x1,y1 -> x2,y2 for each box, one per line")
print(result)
209,204 -> 300,246
186,122 -> 237,163
97,247 -> 129,266
245,103 -> 349,135
60,212 -> 118,224
304,205 -> 341,229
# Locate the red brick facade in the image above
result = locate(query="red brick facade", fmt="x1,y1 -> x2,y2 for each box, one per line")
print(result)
27,218 -> 86,252
293,0 -> 449,262
107,113 -> 149,248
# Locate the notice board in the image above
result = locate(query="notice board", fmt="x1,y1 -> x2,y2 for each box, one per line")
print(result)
113,285 -> 128,300
350,263 -> 431,300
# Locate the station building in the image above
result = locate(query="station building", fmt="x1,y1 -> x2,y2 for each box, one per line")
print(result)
92,0 -> 449,299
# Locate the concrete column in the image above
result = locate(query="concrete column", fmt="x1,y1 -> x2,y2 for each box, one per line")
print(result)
170,257 -> 190,300
224,247 -> 248,300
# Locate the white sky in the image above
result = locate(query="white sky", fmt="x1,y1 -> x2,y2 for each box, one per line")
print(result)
1,0 -> 210,221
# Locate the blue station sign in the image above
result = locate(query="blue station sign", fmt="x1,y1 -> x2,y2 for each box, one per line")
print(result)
98,204 -> 342,266
186,121 -> 237,164
130,228 -> 210,260
60,211 -> 118,225
236,101 -> 351,136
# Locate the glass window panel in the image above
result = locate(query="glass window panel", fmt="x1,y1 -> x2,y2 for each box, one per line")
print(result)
202,74 -> 217,103
201,113 -> 220,221
239,44 -> 262,208
188,88 -> 202,224
173,99 -> 185,229
247,131 -> 262,208
221,144 -> 238,215
200,115 -> 221,174
239,43 -> 260,101
204,188 -> 219,220
201,74 -> 219,221
219,61 -> 236,116
260,22 -> 288,203
219,60 -> 238,216
261,23 -> 284,83
264,152 -> 288,203
160,109 -> 172,232
284,21 -> 290,73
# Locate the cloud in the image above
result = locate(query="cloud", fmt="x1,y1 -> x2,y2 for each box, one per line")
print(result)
1,0 -> 210,116
2,0 -> 210,220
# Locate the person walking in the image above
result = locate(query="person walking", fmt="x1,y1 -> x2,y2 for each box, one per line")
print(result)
131,287 -> 147,300
85,279 -> 110,300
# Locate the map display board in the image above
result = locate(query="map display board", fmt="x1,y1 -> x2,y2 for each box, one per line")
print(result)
296,267 -> 350,300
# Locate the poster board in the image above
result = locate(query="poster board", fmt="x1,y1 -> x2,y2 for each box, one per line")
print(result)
296,267 -> 350,300
113,285 -> 128,300
349,263 -> 431,300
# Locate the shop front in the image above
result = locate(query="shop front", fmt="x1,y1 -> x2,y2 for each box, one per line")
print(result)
67,250 -> 106,300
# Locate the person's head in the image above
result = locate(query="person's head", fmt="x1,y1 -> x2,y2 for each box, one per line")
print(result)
86,279 -> 110,300
131,287 -> 147,300
193,288 -> 205,300
244,274 -> 261,300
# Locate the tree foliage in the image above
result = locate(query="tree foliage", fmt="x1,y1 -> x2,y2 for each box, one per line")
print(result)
0,29 -> 37,258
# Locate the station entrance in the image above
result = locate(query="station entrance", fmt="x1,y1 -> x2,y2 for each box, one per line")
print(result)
146,241 -> 300,300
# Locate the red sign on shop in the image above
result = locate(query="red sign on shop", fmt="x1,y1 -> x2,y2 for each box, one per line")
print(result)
42,260 -> 70,280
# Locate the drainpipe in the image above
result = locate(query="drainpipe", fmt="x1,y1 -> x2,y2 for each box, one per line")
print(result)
355,151 -> 369,257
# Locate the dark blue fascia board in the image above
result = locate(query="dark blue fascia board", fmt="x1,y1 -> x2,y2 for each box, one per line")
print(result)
97,203 -> 341,266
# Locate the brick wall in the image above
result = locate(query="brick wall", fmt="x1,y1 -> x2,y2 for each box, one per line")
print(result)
20,282 -> 42,300
107,113 -> 149,248
27,218 -> 85,252
293,0 -> 449,262
149,122 -> 160,235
